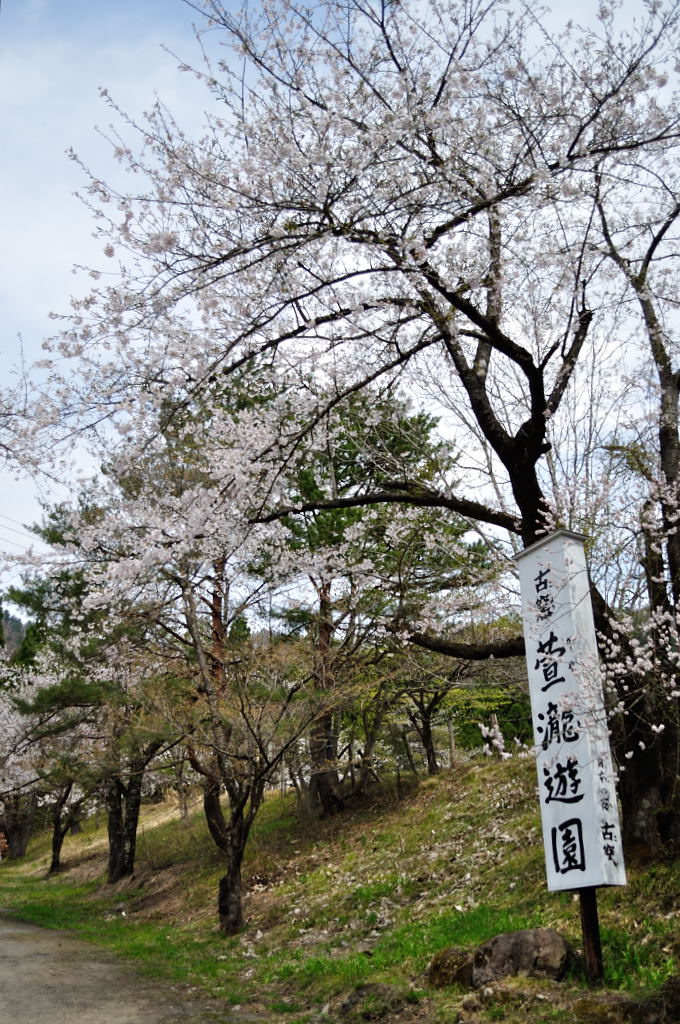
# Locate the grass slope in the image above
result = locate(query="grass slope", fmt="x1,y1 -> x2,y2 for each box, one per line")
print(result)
1,756 -> 678,1024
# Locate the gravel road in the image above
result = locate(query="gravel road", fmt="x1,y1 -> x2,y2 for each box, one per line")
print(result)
0,916 -> 223,1024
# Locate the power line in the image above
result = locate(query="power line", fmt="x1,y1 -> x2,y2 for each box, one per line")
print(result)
0,521 -> 37,540
0,512 -> 36,531
0,534 -> 30,551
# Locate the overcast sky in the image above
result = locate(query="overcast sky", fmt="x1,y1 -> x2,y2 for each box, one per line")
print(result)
0,0 -> 216,580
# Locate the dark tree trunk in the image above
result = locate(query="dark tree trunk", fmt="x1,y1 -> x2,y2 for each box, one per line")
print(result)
217,814 -> 247,935
104,741 -> 162,883
345,736 -> 356,788
407,689 -> 449,776
589,242 -> 680,861
176,759 -> 191,822
420,714 -> 439,775
351,736 -> 382,796
348,692 -> 392,797
191,755 -> 267,934
3,791 -> 38,859
615,690 -> 680,860
587,575 -> 680,860
48,782 -> 75,876
285,754 -> 306,801
309,583 -> 344,815
407,700 -> 440,775
356,754 -> 380,791
202,774 -> 230,852
309,711 -> 344,815
106,769 -> 144,883
49,821 -> 68,876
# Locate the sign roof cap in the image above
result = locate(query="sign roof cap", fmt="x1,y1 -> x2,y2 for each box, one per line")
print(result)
513,527 -> 588,564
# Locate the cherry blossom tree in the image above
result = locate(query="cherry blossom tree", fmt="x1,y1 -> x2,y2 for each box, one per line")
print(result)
33,440 -> 320,928
582,146 -> 680,856
11,0 -> 680,857
5,679 -> 97,875
5,548 -> 178,882
0,686 -> 41,859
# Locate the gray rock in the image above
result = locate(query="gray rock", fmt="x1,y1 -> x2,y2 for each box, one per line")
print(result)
428,927 -> 574,991
472,927 -> 574,986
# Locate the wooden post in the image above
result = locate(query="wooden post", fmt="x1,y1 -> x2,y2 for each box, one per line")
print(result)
579,887 -> 604,985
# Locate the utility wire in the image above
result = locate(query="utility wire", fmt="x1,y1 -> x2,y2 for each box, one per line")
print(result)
0,522 -> 37,540
0,534 -> 29,550
0,512 -> 34,530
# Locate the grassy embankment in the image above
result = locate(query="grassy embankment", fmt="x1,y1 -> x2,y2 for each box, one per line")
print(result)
0,755 -> 678,1024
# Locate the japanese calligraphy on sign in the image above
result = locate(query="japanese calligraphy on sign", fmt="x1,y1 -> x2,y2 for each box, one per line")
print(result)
515,530 -> 626,891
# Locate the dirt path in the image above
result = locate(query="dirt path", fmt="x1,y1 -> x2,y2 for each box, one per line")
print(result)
0,916 -> 225,1024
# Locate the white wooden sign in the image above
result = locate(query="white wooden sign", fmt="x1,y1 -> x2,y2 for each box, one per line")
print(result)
515,529 -> 626,891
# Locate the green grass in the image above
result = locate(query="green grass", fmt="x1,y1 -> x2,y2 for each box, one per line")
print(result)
1,757 -> 678,1024
601,924 -> 677,992
263,904 -> 544,995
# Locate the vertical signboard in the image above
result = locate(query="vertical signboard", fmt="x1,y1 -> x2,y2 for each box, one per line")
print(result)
515,529 -> 626,891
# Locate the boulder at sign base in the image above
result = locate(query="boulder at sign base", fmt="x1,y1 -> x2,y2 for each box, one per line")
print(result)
472,927 -> 574,986
428,928 -> 574,990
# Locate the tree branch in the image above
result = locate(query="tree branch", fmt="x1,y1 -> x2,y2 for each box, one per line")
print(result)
406,630 -> 525,660
253,484 -> 522,533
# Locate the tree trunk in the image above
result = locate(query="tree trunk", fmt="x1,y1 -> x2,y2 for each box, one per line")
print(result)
590,226 -> 680,862
196,776 -> 246,932
353,743 -> 381,795
104,741 -> 162,884
106,771 -> 144,883
192,759 -> 266,933
615,692 -> 680,859
202,774 -> 230,852
49,819 -> 69,876
309,711 -> 344,815
48,782 -> 74,876
178,785 -> 191,823
589,577 -> 680,860
347,736 -> 356,788
217,814 -> 247,935
285,754 -> 306,801
349,694 -> 391,797
419,712 -> 439,775
309,583 -> 344,815
3,791 -> 38,859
